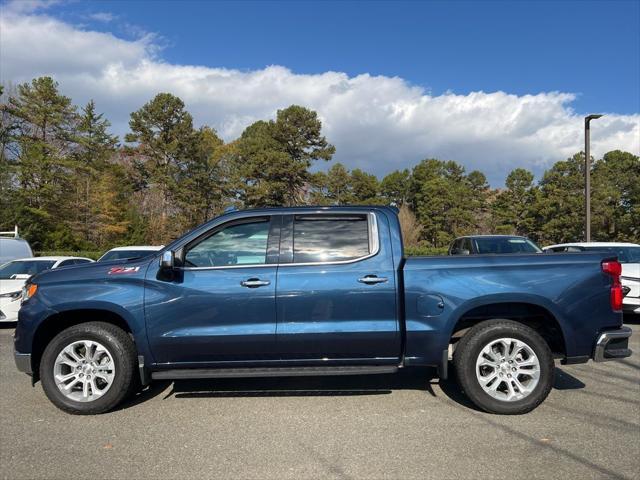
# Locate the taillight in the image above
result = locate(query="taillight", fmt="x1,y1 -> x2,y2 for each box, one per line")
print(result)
602,261 -> 622,277
602,260 -> 623,312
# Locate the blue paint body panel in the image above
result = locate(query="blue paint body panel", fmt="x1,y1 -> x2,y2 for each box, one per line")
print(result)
14,206 -> 623,375
275,211 -> 399,360
402,253 -> 621,365
145,265 -> 278,364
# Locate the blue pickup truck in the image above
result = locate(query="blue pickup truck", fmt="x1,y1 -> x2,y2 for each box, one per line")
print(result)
14,206 -> 631,415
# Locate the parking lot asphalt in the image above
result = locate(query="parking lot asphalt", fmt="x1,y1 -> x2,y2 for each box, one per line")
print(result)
1,319 -> 639,480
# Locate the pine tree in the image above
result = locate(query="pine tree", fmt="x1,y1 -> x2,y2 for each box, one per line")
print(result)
125,93 -> 199,241
72,100 -> 119,245
5,77 -> 78,249
235,106 -> 334,207
492,168 -> 538,237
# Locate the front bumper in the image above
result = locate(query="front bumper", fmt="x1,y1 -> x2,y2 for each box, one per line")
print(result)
593,327 -> 632,362
14,351 -> 32,374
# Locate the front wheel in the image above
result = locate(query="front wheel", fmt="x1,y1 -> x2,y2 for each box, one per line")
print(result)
453,319 -> 555,414
40,322 -> 137,415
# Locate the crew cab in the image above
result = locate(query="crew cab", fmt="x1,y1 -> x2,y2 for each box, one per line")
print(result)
14,207 -> 631,415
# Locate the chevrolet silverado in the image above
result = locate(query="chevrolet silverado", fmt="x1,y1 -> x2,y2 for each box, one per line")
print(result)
14,206 -> 632,415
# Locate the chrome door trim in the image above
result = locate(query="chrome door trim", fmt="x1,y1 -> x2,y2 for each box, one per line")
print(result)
180,263 -> 279,271
180,211 -> 381,270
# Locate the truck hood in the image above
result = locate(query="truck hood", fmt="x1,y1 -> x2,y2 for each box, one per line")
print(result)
29,257 -> 155,285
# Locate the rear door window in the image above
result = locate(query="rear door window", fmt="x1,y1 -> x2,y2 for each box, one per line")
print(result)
293,215 -> 370,263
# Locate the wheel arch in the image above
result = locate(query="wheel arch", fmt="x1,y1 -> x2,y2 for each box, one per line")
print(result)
446,296 -> 569,359
30,306 -> 142,378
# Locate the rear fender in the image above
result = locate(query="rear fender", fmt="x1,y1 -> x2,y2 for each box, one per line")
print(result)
444,293 -> 573,354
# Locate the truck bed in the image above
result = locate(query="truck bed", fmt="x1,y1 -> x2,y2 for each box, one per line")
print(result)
401,252 -> 622,366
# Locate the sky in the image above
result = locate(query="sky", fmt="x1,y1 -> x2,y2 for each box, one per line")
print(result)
1,0 -> 639,186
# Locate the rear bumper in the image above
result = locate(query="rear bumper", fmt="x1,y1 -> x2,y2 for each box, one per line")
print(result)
592,327 -> 632,362
14,351 -> 32,374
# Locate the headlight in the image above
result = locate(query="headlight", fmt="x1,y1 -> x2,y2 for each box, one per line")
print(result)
21,283 -> 38,304
0,290 -> 22,301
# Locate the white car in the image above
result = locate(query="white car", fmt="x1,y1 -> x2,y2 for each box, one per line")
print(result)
97,245 -> 164,262
543,242 -> 640,315
0,256 -> 94,322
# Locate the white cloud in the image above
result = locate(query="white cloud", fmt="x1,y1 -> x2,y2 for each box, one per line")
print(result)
87,12 -> 117,23
1,9 -> 638,185
2,0 -> 63,14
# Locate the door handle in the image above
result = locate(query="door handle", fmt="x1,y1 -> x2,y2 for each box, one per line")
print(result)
358,275 -> 388,285
240,278 -> 271,288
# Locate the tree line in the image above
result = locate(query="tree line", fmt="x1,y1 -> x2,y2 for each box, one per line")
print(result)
1,77 -> 638,256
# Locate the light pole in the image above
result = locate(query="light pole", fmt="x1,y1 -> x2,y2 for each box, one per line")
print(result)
584,114 -> 603,242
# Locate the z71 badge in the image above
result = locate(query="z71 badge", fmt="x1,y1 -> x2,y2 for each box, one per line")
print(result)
108,266 -> 141,275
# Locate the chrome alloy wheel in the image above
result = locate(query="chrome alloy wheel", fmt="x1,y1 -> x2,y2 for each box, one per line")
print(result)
53,340 -> 115,402
475,337 -> 540,402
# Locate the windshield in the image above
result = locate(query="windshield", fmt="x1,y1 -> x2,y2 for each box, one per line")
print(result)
474,237 -> 542,254
583,246 -> 640,264
0,260 -> 56,279
98,250 -> 157,262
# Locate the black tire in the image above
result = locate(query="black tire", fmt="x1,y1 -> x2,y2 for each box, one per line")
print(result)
40,322 -> 137,415
453,319 -> 554,414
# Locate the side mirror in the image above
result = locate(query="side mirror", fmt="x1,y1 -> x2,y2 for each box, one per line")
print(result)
451,248 -> 470,256
160,250 -> 174,270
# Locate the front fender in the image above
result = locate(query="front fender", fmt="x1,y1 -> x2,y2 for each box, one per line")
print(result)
49,301 -> 151,360
15,275 -> 154,365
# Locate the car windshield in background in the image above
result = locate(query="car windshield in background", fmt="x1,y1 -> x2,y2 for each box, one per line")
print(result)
99,250 -> 156,262
474,237 -> 542,254
0,260 -> 56,279
583,246 -> 640,264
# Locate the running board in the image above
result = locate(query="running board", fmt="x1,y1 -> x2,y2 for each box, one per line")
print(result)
151,365 -> 398,380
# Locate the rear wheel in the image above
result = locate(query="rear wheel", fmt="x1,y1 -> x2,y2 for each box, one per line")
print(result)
40,322 -> 137,415
453,319 -> 554,414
